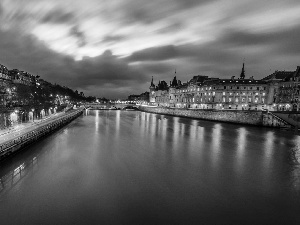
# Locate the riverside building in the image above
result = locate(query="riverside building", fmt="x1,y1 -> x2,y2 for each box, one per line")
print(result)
149,65 -> 299,111
0,63 -> 39,107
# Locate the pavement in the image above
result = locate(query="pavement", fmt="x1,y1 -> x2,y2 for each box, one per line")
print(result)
0,112 -> 65,144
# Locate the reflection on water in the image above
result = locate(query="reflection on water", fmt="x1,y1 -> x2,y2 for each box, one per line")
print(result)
0,110 -> 300,224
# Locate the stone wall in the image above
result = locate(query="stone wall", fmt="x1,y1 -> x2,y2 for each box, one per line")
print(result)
139,106 -> 263,126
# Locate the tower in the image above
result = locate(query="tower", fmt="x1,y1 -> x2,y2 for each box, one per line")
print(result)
240,63 -> 245,79
149,76 -> 156,103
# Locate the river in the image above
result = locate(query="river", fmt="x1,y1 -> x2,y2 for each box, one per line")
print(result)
0,110 -> 300,224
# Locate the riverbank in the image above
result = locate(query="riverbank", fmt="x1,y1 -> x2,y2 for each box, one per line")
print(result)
139,106 -> 295,128
0,108 -> 83,161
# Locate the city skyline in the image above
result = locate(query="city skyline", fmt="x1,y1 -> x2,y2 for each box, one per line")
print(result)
0,0 -> 300,98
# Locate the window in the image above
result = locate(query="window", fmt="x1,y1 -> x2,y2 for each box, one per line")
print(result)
224,86 -> 226,89
257,87 -> 259,90
223,92 -> 225,95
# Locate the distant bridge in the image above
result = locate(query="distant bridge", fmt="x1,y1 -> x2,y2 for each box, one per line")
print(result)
84,103 -> 138,110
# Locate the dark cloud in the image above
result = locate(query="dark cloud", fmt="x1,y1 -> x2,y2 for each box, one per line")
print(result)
174,0 -> 214,9
101,35 -> 127,44
127,45 -> 180,62
219,25 -> 300,55
119,0 -> 216,25
0,29 -> 149,98
42,8 -> 75,24
0,2 -> 3,16
157,21 -> 184,34
70,25 -> 87,47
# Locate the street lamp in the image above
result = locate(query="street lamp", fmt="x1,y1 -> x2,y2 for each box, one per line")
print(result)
32,109 -> 35,122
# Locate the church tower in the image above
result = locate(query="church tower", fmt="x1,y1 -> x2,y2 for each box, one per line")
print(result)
149,76 -> 156,103
240,63 -> 245,79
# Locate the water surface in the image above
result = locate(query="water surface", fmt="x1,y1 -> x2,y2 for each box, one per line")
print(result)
0,110 -> 300,224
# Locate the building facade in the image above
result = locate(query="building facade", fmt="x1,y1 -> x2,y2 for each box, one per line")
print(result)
149,65 -> 299,111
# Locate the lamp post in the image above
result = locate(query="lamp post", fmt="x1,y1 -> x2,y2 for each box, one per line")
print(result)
32,109 -> 35,122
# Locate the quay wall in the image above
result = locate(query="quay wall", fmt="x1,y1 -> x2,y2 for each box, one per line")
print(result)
139,106 -> 264,126
0,109 -> 83,161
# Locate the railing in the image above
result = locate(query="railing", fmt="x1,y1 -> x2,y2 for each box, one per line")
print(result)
267,111 -> 293,128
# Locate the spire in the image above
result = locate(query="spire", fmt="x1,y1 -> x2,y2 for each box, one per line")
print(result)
171,76 -> 178,87
150,76 -> 155,88
240,62 -> 245,79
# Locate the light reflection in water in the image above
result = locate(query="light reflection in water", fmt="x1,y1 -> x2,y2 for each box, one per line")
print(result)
236,127 -> 247,173
211,124 -> 222,168
264,131 -> 275,167
173,117 -> 180,151
95,110 -> 99,132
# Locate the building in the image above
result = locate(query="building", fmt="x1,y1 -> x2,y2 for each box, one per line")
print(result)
148,65 -> 300,111
0,64 -> 12,107
275,66 -> 300,111
9,69 -> 37,86
128,92 -> 149,103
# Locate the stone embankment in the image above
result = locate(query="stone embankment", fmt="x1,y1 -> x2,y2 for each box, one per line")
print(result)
139,106 -> 296,128
0,108 -> 83,161
139,106 -> 263,125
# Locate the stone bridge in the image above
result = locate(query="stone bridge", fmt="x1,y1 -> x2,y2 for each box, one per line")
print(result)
84,103 -> 137,110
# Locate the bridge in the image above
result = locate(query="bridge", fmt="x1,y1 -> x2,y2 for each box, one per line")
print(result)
84,103 -> 138,110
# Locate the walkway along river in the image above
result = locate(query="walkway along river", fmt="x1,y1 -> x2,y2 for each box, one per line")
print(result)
0,110 -> 300,224
0,108 -> 83,161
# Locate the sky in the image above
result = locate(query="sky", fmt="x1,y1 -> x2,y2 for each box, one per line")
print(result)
0,0 -> 300,99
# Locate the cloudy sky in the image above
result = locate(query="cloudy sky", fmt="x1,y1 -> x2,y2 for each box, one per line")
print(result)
0,0 -> 300,98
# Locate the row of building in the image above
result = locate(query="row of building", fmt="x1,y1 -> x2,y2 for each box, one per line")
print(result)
0,63 -> 91,108
0,64 -> 40,106
148,64 -> 300,111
